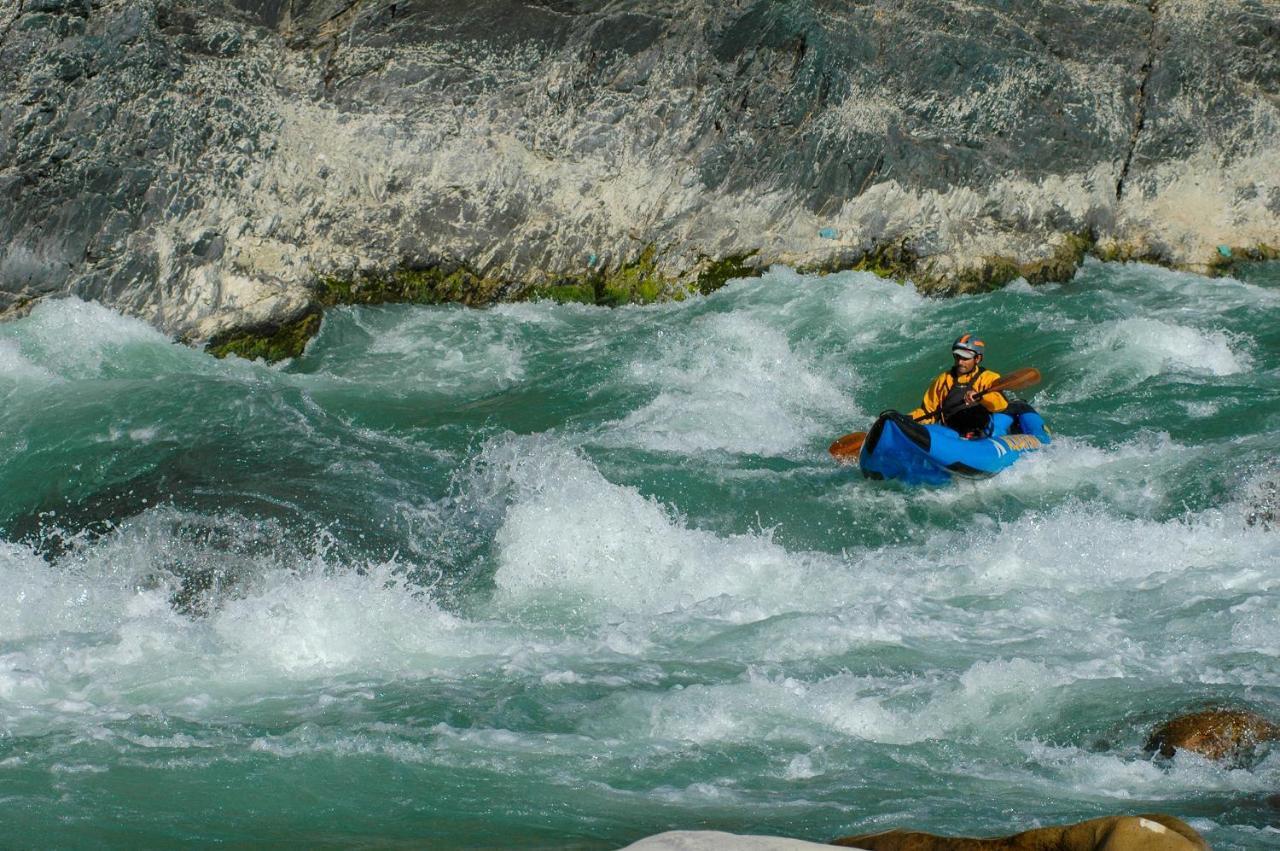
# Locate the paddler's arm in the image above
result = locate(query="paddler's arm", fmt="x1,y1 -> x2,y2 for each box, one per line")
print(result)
909,373 -> 949,423
963,370 -> 1009,412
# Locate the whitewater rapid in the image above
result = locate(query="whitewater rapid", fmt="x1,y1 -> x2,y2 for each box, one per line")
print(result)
1,262 -> 1277,848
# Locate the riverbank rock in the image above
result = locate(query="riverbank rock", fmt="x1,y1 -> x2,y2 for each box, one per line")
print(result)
3,1 -> 1279,354
832,814 -> 1208,851
621,831 -> 833,850
1145,708 -> 1280,762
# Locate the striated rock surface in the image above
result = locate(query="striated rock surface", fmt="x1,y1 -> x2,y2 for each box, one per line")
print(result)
2,0 -> 1279,351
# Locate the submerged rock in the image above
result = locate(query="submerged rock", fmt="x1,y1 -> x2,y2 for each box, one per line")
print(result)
1243,471 -> 1279,531
1145,708 -> 1280,762
2,1 -> 1279,355
832,814 -> 1208,851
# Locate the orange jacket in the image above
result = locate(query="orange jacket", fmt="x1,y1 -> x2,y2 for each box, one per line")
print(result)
908,367 -> 1009,424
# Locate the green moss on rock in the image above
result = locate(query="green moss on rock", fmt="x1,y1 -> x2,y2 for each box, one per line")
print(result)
1020,232 -> 1093,284
201,232 -> 1110,365
946,234 -> 1092,293
1206,243 -> 1280,277
1093,239 -> 1164,265
798,239 -> 919,281
317,265 -> 505,307
696,252 -> 760,295
206,309 -> 321,361
525,281 -> 598,305
600,245 -> 688,306
950,255 -> 1023,293
851,239 -> 918,280
522,245 -> 698,307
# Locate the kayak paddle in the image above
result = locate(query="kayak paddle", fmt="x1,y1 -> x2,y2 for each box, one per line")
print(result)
828,367 -> 1042,462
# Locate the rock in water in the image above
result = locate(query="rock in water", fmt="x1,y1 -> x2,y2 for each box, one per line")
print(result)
1145,708 -> 1280,762
620,831 -> 833,850
832,814 -> 1208,851
3,1 -> 1279,352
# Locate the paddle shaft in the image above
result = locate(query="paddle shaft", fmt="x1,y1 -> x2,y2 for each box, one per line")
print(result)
828,367 -> 1041,460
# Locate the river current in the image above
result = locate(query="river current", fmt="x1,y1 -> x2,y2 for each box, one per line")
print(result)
1,261 -> 1278,848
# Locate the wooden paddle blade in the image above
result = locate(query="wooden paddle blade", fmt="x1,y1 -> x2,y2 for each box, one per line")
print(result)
989,367 -> 1041,394
829,431 -> 867,460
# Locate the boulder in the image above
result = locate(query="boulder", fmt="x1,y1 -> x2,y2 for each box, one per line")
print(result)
621,831 -> 833,850
832,814 -> 1208,851
1244,472 -> 1279,531
3,1 -> 1280,353
1145,708 -> 1280,762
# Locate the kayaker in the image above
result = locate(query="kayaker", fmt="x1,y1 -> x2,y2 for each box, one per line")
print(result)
909,334 -> 1009,437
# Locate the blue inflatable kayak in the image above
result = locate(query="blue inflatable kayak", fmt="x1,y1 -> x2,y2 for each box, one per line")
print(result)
859,405 -> 1051,485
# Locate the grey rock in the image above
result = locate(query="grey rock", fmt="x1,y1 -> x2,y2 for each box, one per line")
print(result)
1,0 -> 1278,345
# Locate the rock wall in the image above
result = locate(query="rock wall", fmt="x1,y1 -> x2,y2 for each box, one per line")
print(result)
1,0 -> 1278,350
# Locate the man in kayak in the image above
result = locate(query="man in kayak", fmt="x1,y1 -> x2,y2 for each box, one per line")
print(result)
908,334 -> 1009,438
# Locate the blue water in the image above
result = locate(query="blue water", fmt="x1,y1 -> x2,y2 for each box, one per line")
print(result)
1,261 -> 1278,848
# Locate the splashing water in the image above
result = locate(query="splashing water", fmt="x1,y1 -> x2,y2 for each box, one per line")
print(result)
1,262 -> 1278,848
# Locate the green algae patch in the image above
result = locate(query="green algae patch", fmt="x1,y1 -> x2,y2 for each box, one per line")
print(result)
317,266 -> 506,307
525,281 -> 598,305
523,246 -> 698,307
805,232 -> 1095,295
599,245 -> 690,306
949,234 -> 1092,293
696,252 -> 760,295
1020,232 -> 1093,284
199,234 -> 1105,364
949,255 -> 1022,294
799,239 -> 919,281
1206,243 -> 1280,278
206,309 -> 322,361
850,240 -> 918,280
1093,239 -> 1166,266
1091,239 -> 1279,278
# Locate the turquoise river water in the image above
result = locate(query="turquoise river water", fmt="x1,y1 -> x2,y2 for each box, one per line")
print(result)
1,261 -> 1278,848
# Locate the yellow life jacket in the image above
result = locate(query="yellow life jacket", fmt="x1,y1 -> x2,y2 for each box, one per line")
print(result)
909,366 -> 1009,424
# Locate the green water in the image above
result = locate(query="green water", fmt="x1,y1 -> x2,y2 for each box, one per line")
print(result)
1,261 -> 1278,848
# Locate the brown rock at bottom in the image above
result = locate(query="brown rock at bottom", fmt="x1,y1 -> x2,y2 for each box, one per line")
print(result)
1145,708 -> 1280,761
831,814 -> 1207,851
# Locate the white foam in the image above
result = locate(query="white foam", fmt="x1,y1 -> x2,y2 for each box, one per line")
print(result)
0,509 -> 544,737
958,502 -> 1279,597
0,337 -> 59,384
1178,400 -> 1221,418
961,433 -> 1190,512
0,539 -> 139,640
604,312 -> 854,456
826,271 -> 928,347
1109,260 -> 1280,311
1059,317 -> 1249,400
313,305 -> 526,396
1,297 -> 191,381
1230,596 -> 1280,657
210,562 -> 470,675
1022,740 -> 1280,798
593,657 -> 1081,748
490,442 -> 863,618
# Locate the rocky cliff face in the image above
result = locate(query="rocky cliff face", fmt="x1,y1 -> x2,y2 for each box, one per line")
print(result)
2,0 -> 1278,352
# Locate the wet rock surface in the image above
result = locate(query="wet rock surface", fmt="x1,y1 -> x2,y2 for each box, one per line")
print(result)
2,1 -> 1278,348
831,814 -> 1209,851
618,815 -> 1210,851
1145,708 -> 1280,763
